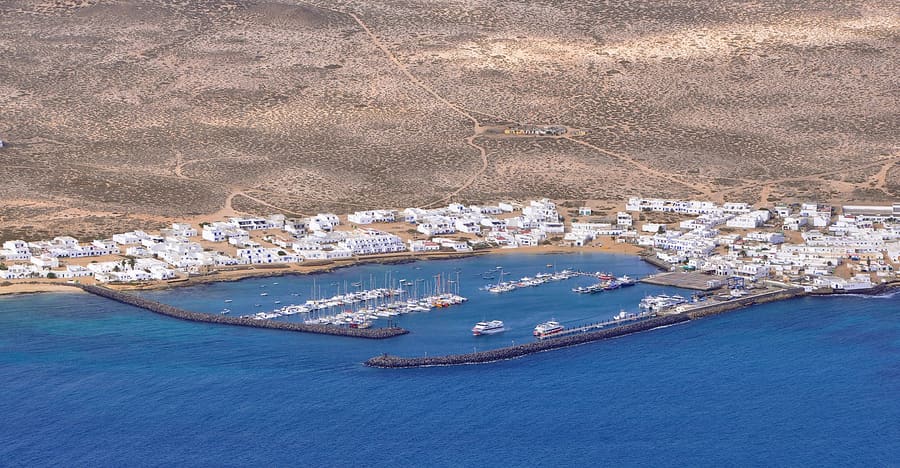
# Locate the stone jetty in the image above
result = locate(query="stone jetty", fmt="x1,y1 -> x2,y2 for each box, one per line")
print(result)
80,284 -> 408,339
365,287 -> 806,368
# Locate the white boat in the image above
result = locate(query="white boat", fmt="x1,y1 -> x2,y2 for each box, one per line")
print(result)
260,292 -> 268,296
472,320 -> 505,336
224,299 -> 233,303
616,275 -> 637,287
533,321 -> 564,338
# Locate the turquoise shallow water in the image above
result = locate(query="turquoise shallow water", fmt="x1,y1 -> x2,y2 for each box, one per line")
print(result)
1,253 -> 898,466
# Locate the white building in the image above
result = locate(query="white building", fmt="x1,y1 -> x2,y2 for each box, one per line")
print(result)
310,213 -> 341,232
348,210 -> 396,224
1,240 -> 30,261
726,210 -> 771,229
339,230 -> 407,255
454,219 -> 482,234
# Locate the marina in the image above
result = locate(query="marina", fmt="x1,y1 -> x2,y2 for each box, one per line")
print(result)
249,273 -> 468,326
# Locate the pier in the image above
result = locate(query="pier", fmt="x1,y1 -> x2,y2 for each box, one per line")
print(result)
537,311 -> 656,339
365,287 -> 805,367
79,285 -> 409,339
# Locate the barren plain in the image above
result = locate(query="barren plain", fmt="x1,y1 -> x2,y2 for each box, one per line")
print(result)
0,0 -> 897,240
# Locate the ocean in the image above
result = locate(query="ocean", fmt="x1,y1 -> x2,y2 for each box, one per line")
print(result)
1,253 -> 897,466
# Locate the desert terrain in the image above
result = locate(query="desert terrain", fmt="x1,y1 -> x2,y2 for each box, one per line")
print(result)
0,0 -> 897,240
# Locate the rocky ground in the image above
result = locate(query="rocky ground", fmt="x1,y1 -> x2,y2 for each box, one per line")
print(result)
0,0 -> 897,240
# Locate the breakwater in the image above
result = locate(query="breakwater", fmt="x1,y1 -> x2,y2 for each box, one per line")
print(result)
365,287 -> 807,368
79,284 -> 408,339
366,313 -> 691,368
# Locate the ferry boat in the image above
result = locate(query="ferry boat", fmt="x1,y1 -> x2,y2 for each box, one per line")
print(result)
472,320 -> 505,336
533,321 -> 565,338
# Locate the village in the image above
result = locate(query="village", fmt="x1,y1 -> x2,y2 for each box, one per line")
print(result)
1,196 -> 899,294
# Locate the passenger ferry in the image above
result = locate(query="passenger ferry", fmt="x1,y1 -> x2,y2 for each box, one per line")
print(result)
533,321 -> 565,338
472,320 -> 505,336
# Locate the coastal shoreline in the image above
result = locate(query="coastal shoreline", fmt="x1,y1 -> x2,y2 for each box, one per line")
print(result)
0,243 -> 644,296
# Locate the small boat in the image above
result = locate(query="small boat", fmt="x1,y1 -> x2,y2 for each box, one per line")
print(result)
274,301 -> 281,304
546,264 -> 553,268
220,309 -> 231,315
224,299 -> 233,303
472,320 -> 505,336
260,292 -> 268,296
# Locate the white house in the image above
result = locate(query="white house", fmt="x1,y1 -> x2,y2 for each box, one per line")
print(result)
454,219 -> 481,234
30,255 -> 59,269
642,223 -> 666,233
348,210 -> 396,224
1,240 -> 30,261
310,213 -> 340,232
408,239 -> 440,252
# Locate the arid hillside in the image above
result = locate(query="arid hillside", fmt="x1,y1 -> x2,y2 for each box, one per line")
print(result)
0,0 -> 897,239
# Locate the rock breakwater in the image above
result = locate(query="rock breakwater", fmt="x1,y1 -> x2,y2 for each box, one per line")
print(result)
80,284 -> 408,339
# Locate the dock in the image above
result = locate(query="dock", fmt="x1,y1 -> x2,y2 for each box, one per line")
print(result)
79,284 -> 408,339
538,311 -> 656,339
640,271 -> 724,291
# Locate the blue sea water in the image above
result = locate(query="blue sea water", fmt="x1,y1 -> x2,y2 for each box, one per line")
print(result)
1,253 -> 898,467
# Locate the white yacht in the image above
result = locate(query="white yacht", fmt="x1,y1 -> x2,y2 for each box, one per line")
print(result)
472,320 -> 505,336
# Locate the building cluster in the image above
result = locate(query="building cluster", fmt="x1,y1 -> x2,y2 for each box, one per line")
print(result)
628,197 -> 899,291
2,195 -> 898,290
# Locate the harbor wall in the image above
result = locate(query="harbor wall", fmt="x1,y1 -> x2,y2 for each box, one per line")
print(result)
80,284 -> 408,339
639,253 -> 673,272
365,314 -> 691,368
365,287 -> 807,368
